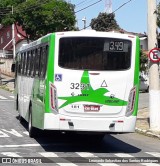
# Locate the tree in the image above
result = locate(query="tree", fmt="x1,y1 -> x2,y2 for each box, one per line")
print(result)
156,3 -> 160,28
90,12 -> 120,31
0,0 -> 77,40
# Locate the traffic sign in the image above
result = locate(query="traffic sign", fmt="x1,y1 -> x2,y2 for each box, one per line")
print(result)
148,48 -> 160,62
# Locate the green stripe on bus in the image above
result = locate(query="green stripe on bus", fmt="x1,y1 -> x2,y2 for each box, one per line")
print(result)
59,70 -> 128,109
132,36 -> 140,116
45,33 -> 56,113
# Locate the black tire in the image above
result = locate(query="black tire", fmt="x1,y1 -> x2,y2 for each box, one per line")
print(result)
16,95 -> 18,111
18,113 -> 23,122
146,86 -> 149,93
16,95 -> 23,122
28,105 -> 37,138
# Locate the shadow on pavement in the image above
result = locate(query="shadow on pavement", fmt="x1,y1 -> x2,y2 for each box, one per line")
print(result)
18,117 -> 141,154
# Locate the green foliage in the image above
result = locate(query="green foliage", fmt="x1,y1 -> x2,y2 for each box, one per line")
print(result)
90,12 -> 120,31
156,3 -> 160,28
140,50 -> 148,73
0,0 -> 77,40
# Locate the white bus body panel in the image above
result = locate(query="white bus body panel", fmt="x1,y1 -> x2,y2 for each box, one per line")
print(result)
17,75 -> 34,121
44,113 -> 136,132
47,31 -> 138,132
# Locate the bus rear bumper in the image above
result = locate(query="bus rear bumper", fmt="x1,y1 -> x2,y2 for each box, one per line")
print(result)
44,113 -> 137,133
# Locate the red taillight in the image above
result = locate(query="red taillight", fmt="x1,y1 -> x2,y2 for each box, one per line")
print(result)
126,87 -> 136,116
50,82 -> 58,112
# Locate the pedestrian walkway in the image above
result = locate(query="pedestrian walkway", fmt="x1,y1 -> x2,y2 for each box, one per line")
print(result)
0,150 -> 160,165
136,108 -> 160,139
0,74 -> 160,139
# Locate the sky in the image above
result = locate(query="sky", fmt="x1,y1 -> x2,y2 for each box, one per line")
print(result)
69,0 -> 160,34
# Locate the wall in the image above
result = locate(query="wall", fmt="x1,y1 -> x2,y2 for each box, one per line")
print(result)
140,37 -> 148,50
0,58 -> 14,77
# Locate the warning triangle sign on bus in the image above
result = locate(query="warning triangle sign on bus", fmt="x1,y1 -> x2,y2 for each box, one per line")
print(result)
101,80 -> 108,87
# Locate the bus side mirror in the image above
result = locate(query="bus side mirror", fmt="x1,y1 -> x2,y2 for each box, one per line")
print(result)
11,63 -> 15,72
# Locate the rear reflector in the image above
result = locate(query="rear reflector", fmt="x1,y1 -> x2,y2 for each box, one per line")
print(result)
113,120 -> 124,123
49,82 -> 58,112
126,87 -> 136,116
60,118 -> 66,121
89,73 -> 100,75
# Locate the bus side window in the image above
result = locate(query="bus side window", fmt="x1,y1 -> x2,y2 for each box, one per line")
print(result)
31,50 -> 36,77
26,51 -> 30,76
39,47 -> 43,78
18,54 -> 21,74
29,50 -> 33,77
40,45 -> 48,79
21,53 -> 24,75
34,48 -> 40,77
23,53 -> 27,75
44,45 -> 48,78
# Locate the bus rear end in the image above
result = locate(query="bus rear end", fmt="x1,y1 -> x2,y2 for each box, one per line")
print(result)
45,31 -> 140,134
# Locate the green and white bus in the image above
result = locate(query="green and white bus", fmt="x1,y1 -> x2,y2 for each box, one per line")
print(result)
13,30 -> 140,138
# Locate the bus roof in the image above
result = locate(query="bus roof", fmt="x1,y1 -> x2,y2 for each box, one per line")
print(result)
19,30 -> 137,52
19,33 -> 53,51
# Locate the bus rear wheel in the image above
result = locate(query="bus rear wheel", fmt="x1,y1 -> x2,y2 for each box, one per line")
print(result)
16,95 -> 23,123
28,105 -> 37,138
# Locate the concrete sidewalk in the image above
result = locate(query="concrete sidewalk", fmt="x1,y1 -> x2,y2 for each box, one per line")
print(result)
136,108 -> 160,139
0,74 -> 160,139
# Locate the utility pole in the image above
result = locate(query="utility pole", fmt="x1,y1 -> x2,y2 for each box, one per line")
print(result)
147,0 -> 160,131
105,0 -> 112,13
12,6 -> 16,59
82,17 -> 86,29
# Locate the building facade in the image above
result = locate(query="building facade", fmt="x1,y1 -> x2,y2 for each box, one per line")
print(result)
0,24 -> 27,58
0,24 -> 27,76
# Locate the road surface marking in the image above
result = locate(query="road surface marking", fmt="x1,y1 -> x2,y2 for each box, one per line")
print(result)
76,152 -> 119,166
141,164 -> 160,166
1,129 -> 23,137
0,131 -> 9,137
1,152 -> 22,157
40,152 -> 77,166
114,153 -> 134,158
145,152 -> 160,157
23,131 -> 29,135
0,129 -> 29,137
39,152 -> 58,157
76,152 -> 95,157
0,95 -> 7,99
9,96 -> 14,98
0,144 -> 41,148
98,164 -> 119,166
55,164 -> 77,166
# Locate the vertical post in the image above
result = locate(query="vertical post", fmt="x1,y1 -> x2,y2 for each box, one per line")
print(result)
82,17 -> 86,29
12,6 -> 16,59
147,0 -> 160,131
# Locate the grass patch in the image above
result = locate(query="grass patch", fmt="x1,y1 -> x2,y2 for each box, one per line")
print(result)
0,85 -> 14,92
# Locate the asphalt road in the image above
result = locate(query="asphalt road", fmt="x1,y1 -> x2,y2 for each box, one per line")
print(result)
0,89 -> 159,166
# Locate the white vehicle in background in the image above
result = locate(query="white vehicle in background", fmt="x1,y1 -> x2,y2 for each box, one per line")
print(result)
140,75 -> 149,92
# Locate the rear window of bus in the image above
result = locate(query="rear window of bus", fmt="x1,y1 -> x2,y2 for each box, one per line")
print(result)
58,37 -> 132,71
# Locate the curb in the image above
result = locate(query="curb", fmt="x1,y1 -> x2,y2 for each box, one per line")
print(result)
135,127 -> 160,139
